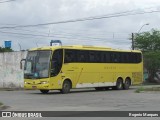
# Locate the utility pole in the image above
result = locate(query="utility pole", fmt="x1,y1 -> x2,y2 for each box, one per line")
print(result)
132,33 -> 134,50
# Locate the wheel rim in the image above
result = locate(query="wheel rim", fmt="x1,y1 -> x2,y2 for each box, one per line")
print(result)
118,81 -> 122,89
64,84 -> 69,91
63,82 -> 70,92
125,80 -> 130,88
117,80 -> 123,89
126,81 -> 129,86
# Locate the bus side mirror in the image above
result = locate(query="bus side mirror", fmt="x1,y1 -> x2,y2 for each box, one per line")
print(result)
20,59 -> 26,70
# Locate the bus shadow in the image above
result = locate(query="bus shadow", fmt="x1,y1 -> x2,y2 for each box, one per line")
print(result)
28,87 -> 135,95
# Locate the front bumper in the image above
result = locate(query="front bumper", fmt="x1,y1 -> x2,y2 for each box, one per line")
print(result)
24,83 -> 50,90
24,80 -> 50,90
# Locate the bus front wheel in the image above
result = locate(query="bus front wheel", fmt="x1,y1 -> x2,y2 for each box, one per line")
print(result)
40,90 -> 49,94
113,78 -> 123,90
60,80 -> 71,94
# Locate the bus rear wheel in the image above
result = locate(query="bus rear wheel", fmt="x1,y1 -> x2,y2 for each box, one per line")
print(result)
60,80 -> 71,94
123,78 -> 131,90
40,90 -> 49,94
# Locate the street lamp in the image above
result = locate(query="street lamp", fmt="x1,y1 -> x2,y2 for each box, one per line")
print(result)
132,23 -> 149,50
138,23 -> 149,33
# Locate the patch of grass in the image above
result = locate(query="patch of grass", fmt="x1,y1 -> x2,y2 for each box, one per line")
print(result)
135,87 -> 144,93
0,102 -> 3,106
135,87 -> 160,93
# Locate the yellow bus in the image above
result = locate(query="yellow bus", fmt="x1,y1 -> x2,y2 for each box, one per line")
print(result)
22,45 -> 143,94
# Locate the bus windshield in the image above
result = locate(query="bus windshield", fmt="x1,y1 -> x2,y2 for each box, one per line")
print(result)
24,50 -> 51,79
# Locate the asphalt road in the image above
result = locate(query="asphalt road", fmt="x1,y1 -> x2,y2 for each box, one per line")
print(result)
0,87 -> 160,111
0,87 -> 160,119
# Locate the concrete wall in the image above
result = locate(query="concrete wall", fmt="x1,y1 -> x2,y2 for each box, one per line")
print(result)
0,51 -> 27,88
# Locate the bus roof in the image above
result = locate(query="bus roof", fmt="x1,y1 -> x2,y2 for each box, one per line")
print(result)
29,45 -> 141,53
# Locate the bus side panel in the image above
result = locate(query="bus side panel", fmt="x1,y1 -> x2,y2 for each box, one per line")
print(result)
50,75 -> 64,89
61,63 -> 78,88
74,63 -> 100,88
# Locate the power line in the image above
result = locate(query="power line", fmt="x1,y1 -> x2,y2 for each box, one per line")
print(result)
0,32 -> 131,50
0,10 -> 160,29
1,29 -> 130,46
0,0 -> 16,3
0,5 -> 156,26
11,27 -> 131,37
0,30 -> 130,41
9,28 -> 130,39
0,34 -> 129,45
3,34 -> 132,47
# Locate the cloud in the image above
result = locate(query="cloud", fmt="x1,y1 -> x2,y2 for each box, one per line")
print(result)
0,0 -> 160,50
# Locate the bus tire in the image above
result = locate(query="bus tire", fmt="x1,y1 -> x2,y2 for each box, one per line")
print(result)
113,78 -> 123,90
60,80 -> 71,94
123,78 -> 131,90
40,90 -> 49,94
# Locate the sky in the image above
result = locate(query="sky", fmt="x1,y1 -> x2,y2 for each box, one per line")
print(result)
0,0 -> 160,51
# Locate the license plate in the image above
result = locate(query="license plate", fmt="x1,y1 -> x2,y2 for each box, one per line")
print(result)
32,86 -> 37,89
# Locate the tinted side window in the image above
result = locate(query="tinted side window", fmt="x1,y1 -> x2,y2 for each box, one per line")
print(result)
64,49 -> 142,63
101,52 -> 111,63
89,51 -> 95,62
88,51 -> 101,63
64,49 -> 76,63
96,51 -> 101,62
105,52 -> 111,63
135,53 -> 142,63
127,52 -> 142,63
110,52 -> 121,63
51,49 -> 63,77
121,52 -> 142,63
77,50 -> 89,62
121,53 -> 128,63
116,53 -> 121,63
131,53 -> 135,63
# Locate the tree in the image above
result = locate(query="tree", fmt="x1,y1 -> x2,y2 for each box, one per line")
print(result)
0,47 -> 13,52
134,29 -> 160,83
144,51 -> 160,82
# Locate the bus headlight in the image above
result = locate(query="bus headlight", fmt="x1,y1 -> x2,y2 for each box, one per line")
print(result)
41,81 -> 48,84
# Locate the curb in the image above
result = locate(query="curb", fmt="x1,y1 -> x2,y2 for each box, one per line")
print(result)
0,105 -> 10,111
